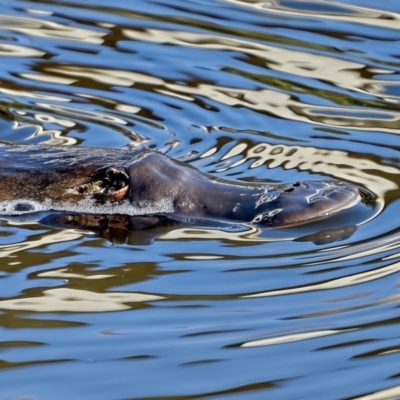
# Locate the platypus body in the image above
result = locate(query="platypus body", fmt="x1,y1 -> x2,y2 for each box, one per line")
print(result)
0,143 -> 361,227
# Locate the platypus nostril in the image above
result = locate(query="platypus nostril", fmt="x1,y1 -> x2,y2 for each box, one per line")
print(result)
284,187 -> 295,193
292,182 -> 301,187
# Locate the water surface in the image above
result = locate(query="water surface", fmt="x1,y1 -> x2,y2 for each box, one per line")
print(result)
1,0 -> 400,399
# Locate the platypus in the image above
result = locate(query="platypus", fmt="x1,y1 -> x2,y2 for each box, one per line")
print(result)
0,143 -> 361,227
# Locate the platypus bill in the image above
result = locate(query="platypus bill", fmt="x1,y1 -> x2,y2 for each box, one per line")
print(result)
0,143 -> 361,227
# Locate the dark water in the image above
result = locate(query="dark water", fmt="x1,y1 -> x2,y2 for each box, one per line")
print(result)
1,0 -> 400,399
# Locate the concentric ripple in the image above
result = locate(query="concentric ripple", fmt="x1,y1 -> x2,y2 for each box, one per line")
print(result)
0,0 -> 400,399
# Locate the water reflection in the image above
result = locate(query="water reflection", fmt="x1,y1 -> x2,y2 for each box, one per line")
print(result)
1,0 -> 400,399
238,328 -> 354,347
1,211 -> 363,246
242,258 -> 400,298
0,44 -> 45,57
200,140 -> 396,198
0,13 -> 105,43
0,288 -> 164,312
227,0 -> 400,31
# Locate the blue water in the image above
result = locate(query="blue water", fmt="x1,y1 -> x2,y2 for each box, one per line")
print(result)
0,0 -> 400,399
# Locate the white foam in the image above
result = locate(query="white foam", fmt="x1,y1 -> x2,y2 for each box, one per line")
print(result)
0,197 -> 175,216
0,200 -> 45,215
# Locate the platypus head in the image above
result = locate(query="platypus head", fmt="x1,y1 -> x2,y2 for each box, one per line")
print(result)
65,150 -> 361,227
0,145 -> 362,227
251,180 -> 361,227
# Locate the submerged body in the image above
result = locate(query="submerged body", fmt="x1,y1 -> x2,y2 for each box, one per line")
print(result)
0,143 -> 361,227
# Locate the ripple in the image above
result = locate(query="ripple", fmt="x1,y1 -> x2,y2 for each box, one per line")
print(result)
0,43 -> 45,57
0,288 -> 164,312
0,13 -> 105,43
0,0 -> 400,399
239,328 -> 355,347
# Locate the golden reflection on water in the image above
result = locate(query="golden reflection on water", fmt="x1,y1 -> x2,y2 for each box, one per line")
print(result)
46,66 -> 164,87
38,268 -> 114,280
30,26 -> 400,130
0,288 -> 164,312
38,104 -> 129,125
225,0 -> 400,31
0,230 -> 83,259
240,328 -> 355,347
0,44 -> 44,57
0,87 -> 69,102
203,141 -> 397,198
159,225 -> 279,242
242,260 -> 400,298
122,28 -> 364,90
20,73 -> 77,85
3,117 -> 72,145
0,14 -> 105,43
292,106 -> 400,131
352,385 -> 400,400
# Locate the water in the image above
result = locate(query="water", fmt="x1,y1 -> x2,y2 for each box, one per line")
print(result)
0,0 -> 400,399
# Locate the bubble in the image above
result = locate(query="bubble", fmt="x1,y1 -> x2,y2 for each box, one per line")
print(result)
0,197 -> 175,217
0,200 -> 45,215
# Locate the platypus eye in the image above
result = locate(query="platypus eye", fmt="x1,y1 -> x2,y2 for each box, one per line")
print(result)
68,167 -> 130,200
102,167 -> 130,199
113,180 -> 126,189
105,168 -> 129,189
